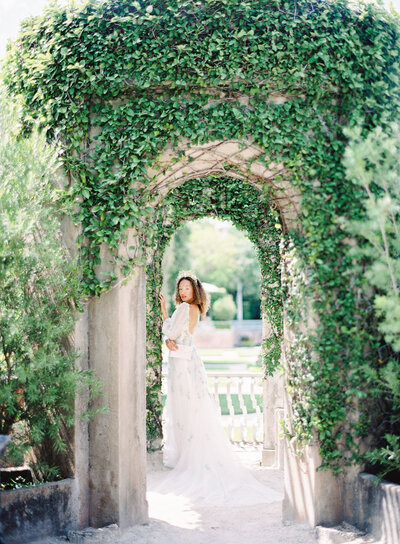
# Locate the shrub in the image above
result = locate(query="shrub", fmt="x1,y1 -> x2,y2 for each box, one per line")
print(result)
212,295 -> 236,321
0,89 -> 101,480
214,322 -> 231,329
343,123 -> 400,481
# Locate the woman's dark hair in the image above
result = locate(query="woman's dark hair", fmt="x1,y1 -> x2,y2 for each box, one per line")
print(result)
174,276 -> 210,316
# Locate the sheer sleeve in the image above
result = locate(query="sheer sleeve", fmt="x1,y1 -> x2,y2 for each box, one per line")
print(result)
162,302 -> 189,340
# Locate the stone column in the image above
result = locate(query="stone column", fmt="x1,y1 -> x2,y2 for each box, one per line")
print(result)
261,309 -> 284,467
60,209 -> 91,529
282,439 -> 343,526
262,371 -> 284,467
281,308 -> 343,526
88,265 -> 148,528
262,378 -> 276,466
236,281 -> 243,321
73,307 -> 90,529
261,305 -> 275,466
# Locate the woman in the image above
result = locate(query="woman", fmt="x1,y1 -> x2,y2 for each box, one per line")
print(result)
155,270 -> 282,506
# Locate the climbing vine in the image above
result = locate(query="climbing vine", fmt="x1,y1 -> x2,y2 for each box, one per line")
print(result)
145,176 -> 282,446
3,0 -> 400,468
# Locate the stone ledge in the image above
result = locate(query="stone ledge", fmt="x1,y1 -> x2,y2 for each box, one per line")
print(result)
1,478 -> 75,544
29,525 -> 121,544
345,472 -> 400,544
316,522 -> 374,544
67,524 -> 120,544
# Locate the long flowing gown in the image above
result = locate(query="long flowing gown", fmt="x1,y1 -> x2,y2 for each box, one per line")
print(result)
150,301 -> 283,507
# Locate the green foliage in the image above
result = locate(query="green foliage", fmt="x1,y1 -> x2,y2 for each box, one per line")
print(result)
212,294 -> 237,321
343,123 -> 400,479
343,123 -> 400,350
3,0 -> 400,468
0,477 -> 34,491
190,219 -> 261,319
162,223 -> 191,312
367,434 -> 400,481
0,89 -> 101,478
164,218 -> 262,319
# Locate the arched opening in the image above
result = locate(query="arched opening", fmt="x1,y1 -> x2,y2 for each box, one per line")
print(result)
158,216 -> 275,459
144,212 -> 287,528
145,176 -> 284,460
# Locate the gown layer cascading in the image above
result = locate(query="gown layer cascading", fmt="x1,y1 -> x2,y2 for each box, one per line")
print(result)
150,301 -> 283,507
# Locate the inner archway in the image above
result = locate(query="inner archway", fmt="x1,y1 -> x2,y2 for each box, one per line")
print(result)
159,216 -> 280,465
145,176 -> 284,460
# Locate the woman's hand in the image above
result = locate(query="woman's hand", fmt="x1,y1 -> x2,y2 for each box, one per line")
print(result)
166,339 -> 178,351
159,293 -> 168,320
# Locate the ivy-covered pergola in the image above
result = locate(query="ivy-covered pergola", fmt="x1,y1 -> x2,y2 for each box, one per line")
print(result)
4,0 -> 400,531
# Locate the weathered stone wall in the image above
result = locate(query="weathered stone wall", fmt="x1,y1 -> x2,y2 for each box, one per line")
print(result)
344,473 -> 400,543
87,265 -> 148,528
1,479 -> 75,544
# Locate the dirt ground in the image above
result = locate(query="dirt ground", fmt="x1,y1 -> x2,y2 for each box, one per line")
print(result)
116,450 -> 317,544
35,450 -> 319,544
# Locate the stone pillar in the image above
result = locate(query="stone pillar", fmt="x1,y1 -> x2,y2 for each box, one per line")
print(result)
73,307 -> 90,529
282,439 -> 343,526
262,378 -> 276,466
262,371 -> 284,467
60,210 -> 91,530
236,281 -> 243,321
261,303 -> 284,467
281,308 -> 343,526
88,266 -> 148,528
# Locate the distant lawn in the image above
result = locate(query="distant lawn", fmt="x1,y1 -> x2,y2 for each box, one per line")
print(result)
247,365 -> 263,372
204,360 -> 251,366
204,364 -> 229,370
199,347 -> 260,357
161,393 -> 263,415
218,393 -> 263,415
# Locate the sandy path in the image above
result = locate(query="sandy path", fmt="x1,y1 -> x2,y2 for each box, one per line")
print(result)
34,450 -> 317,544
116,450 -> 317,544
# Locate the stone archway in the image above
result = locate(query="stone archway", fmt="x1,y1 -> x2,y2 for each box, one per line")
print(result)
8,0 -> 396,533
147,138 -> 301,231
145,140 -> 342,526
143,140 -> 294,456
70,138 -> 342,529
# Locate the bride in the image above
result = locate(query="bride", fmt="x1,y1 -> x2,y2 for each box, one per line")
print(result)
155,270 -> 282,506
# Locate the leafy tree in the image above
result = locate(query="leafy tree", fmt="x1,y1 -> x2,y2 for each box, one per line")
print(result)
0,89 -> 100,480
179,219 -> 261,319
230,228 -> 262,319
343,122 -> 400,480
212,294 -> 237,321
162,223 -> 191,312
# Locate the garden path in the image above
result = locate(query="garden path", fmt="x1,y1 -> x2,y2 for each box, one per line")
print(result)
35,449 -> 378,543
116,450 -> 317,544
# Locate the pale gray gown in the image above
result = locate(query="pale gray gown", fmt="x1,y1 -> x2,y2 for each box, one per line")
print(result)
150,301 -> 283,506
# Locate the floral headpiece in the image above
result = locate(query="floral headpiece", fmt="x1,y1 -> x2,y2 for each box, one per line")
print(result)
176,270 -> 198,283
